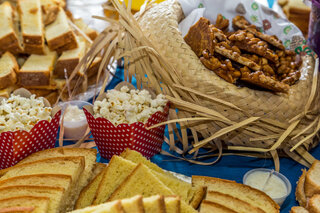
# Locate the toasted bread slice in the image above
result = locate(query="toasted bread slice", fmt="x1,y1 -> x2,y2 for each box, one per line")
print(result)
206,191 -> 264,213
296,169 -> 307,207
192,176 -> 279,213
143,195 -> 166,213
0,196 -> 49,213
0,52 -> 18,89
0,186 -> 65,213
0,2 -> 23,53
305,160 -> 320,197
93,156 -> 137,205
0,206 -> 35,213
73,18 -> 98,41
200,200 -> 237,213
120,195 -> 144,213
165,196 -> 180,213
45,7 -> 78,51
75,163 -> 107,209
18,0 -> 44,54
54,39 -> 86,78
290,206 -> 309,213
308,194 -> 320,213
18,47 -> 57,86
69,200 -> 124,213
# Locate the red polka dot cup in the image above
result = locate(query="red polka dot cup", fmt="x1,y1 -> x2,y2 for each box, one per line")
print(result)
83,85 -> 169,160
0,88 -> 61,169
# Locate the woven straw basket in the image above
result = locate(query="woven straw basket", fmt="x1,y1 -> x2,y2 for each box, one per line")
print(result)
69,0 -> 320,167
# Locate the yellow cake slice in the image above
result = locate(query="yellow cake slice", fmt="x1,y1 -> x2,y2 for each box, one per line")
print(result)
0,196 -> 49,213
73,18 -> 98,41
0,52 -> 18,89
200,200 -> 236,213
75,163 -> 107,209
0,186 -> 65,213
120,195 -> 144,213
192,176 -> 279,213
165,196 -> 181,213
143,195 -> 166,213
69,200 -> 124,213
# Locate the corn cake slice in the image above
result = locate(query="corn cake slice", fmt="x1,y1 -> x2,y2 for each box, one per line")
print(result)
69,200 -> 124,213
18,0 -> 44,54
120,195 -> 144,213
0,196 -> 49,213
165,196 -> 181,213
143,195 -> 166,213
0,52 -> 18,89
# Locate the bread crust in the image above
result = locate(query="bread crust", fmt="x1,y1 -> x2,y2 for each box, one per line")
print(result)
47,31 -> 78,51
305,161 -> 320,197
296,169 -> 307,207
189,186 -> 206,209
308,194 -> 320,213
0,33 -> 23,54
17,71 -> 50,86
23,43 -> 45,55
200,200 -> 237,213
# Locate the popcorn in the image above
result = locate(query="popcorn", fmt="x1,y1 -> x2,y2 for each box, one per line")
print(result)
93,86 -> 167,126
0,95 -> 52,133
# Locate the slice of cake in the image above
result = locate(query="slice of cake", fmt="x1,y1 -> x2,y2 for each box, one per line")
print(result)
75,163 -> 107,209
0,52 -> 18,89
0,2 -> 23,53
54,40 -> 86,78
200,200 -> 236,213
120,195 -> 144,213
78,57 -> 102,78
205,191 -> 264,213
0,196 -> 49,213
18,47 -> 57,86
143,195 -> 166,213
93,156 -> 137,205
69,200 -> 124,213
18,0 -> 44,54
45,7 -> 78,51
40,0 -> 61,25
305,160 -> 320,197
0,186 -> 65,213
192,176 -> 279,213
73,18 -> 98,41
165,196 -> 180,213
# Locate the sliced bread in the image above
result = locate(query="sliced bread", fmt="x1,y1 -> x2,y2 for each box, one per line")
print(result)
93,156 -> 137,205
305,160 -> 320,197
0,207 -> 35,213
0,196 -> 49,213
18,47 -> 57,86
45,7 -> 78,51
18,0 -> 44,54
290,206 -> 309,213
69,200 -> 124,213
143,195 -> 166,213
308,194 -> 320,213
54,39 -> 86,78
200,200 -> 237,213
188,186 -> 206,209
0,185 -> 65,213
0,52 -> 18,89
205,191 -> 264,213
120,195 -> 144,213
75,163 -> 107,209
165,196 -> 180,213
296,169 -> 307,207
192,176 -> 279,213
0,2 -> 23,53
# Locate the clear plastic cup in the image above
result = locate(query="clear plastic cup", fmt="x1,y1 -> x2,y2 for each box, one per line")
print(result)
59,101 -> 93,140
243,168 -> 292,207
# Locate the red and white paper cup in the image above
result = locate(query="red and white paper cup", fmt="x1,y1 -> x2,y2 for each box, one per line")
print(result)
0,89 -> 61,169
84,102 -> 169,160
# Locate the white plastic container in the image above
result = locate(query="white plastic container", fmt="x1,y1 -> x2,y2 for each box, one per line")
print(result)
243,168 -> 291,207
59,101 -> 92,140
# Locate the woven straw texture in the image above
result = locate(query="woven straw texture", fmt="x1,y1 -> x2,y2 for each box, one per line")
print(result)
135,0 -> 320,153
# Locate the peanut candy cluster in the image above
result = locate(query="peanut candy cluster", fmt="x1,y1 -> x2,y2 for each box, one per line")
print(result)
184,15 -> 302,93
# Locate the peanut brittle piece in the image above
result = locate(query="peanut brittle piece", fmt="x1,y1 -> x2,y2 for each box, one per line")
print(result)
240,67 -> 290,93
215,14 -> 229,31
242,54 -> 276,77
229,30 -> 279,63
214,44 -> 261,71
233,15 -> 285,50
184,17 -> 215,57
210,26 -> 229,42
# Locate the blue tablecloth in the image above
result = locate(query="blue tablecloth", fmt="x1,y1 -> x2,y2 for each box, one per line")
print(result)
85,67 -> 316,213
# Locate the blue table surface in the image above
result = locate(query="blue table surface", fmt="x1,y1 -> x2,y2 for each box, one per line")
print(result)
60,67 -> 318,213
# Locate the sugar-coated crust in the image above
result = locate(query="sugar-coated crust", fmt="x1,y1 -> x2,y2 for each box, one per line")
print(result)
54,58 -> 80,78
0,156 -> 85,176
47,31 -> 78,51
0,52 -> 18,89
308,194 -> 320,213
192,175 -> 280,212
200,200 -> 237,213
189,186 -> 206,209
17,71 -> 50,87
296,169 -> 307,207
305,161 -> 320,197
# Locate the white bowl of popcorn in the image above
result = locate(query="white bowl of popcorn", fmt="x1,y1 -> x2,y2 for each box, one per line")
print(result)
83,82 -> 169,159
0,88 -> 61,169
